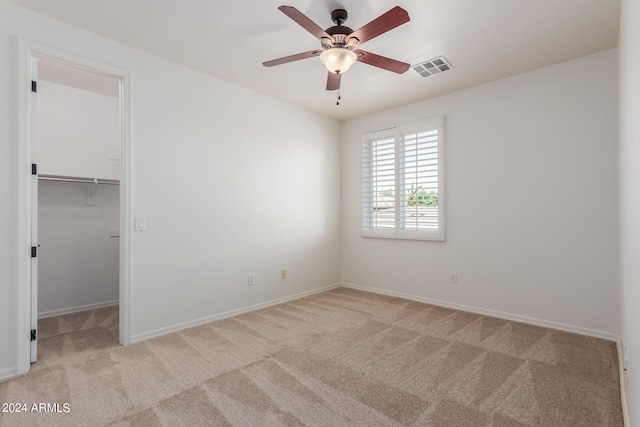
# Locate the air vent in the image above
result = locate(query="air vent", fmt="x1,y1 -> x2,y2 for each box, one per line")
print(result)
413,56 -> 453,78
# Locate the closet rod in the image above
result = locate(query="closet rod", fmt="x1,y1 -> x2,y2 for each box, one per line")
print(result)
38,174 -> 120,186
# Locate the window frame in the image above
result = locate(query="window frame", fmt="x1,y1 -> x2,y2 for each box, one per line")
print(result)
361,116 -> 446,241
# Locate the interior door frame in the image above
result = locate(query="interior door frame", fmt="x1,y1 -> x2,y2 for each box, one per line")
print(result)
29,56 -> 38,363
16,39 -> 133,375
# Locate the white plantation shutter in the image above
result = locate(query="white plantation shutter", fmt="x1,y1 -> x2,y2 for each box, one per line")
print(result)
400,128 -> 439,231
362,129 -> 398,233
362,117 -> 445,241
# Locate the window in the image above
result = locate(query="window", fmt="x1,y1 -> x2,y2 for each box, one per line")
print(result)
362,117 -> 445,241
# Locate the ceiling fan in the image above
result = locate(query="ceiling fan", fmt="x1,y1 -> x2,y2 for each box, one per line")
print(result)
263,5 -> 411,92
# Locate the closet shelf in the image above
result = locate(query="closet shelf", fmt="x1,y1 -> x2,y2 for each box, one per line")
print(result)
38,174 -> 120,186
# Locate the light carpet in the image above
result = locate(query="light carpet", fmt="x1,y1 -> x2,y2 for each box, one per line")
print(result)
0,288 -> 623,426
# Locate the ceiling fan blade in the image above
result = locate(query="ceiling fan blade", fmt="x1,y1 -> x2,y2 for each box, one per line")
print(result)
263,50 -> 322,67
348,6 -> 410,45
278,6 -> 330,40
354,49 -> 410,74
326,72 -> 341,91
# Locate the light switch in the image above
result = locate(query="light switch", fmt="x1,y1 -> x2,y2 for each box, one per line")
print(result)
135,217 -> 147,231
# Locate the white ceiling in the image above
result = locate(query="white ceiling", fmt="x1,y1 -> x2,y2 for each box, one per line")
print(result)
9,0 -> 620,121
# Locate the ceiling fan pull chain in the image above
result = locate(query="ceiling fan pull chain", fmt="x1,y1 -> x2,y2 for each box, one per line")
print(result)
336,89 -> 341,106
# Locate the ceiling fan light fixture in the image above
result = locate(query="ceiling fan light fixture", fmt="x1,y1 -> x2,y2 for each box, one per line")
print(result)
320,48 -> 357,74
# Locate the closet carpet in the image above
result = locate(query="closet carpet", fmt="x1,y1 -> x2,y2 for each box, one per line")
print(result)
0,288 -> 623,426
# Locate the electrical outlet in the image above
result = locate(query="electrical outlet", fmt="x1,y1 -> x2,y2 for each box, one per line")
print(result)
248,274 -> 255,286
449,273 -> 458,284
281,270 -> 286,279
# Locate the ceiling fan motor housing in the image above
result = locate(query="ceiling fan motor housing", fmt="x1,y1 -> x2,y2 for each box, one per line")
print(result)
325,30 -> 354,47
323,9 -> 357,49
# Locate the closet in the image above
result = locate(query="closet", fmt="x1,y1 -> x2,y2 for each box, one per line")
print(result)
35,56 -> 121,322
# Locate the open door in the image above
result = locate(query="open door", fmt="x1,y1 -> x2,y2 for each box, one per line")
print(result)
30,56 -> 38,363
17,42 -> 132,375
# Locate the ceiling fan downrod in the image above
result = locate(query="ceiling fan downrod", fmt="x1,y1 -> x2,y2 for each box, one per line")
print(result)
330,9 -> 348,26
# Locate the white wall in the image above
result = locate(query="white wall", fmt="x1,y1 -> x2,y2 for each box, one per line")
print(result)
0,0 -> 342,377
38,80 -> 121,181
38,181 -> 119,317
342,49 -> 619,338
618,0 -> 640,423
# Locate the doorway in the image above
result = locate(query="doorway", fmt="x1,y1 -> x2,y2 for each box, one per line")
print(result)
17,41 -> 132,374
34,55 -> 121,363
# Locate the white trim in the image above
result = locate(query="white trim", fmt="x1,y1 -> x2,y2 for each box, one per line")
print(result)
16,39 -> 134,376
617,340 -> 630,426
38,300 -> 119,319
131,283 -> 341,343
0,367 -> 18,382
118,73 -> 133,346
341,282 -> 618,341
29,56 -> 38,364
362,127 -> 398,142
16,39 -> 33,376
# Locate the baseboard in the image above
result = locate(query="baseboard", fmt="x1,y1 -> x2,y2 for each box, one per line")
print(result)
617,340 -> 630,426
38,300 -> 119,319
0,367 -> 18,382
341,282 -> 617,341
131,283 -> 342,343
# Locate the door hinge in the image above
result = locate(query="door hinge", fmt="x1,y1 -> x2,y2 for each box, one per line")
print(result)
31,80 -> 37,93
30,329 -> 36,341
32,163 -> 37,175
31,246 -> 37,258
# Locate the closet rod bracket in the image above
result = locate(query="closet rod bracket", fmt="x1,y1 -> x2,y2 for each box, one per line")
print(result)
86,178 -> 98,206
